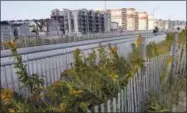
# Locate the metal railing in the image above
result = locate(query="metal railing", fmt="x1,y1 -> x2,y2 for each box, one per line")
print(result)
0,30 -> 157,50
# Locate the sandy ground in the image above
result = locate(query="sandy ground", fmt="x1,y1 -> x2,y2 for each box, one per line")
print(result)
172,91 -> 186,112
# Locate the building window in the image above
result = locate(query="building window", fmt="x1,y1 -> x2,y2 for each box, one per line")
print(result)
4,26 -> 8,29
3,32 -> 9,37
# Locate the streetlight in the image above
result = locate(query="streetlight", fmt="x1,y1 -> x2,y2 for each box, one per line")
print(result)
153,7 -> 159,28
104,0 -> 107,33
153,7 -> 159,19
104,0 -> 106,12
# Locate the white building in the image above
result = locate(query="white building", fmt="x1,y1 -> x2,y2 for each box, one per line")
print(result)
111,22 -> 118,31
126,8 -> 136,30
157,19 -> 165,30
46,19 -> 62,36
12,23 -> 32,37
164,20 -> 170,30
51,8 -> 111,35
172,20 -> 186,29
138,12 -> 148,30
0,21 -> 14,42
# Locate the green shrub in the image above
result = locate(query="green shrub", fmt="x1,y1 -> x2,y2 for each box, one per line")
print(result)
3,35 -> 144,112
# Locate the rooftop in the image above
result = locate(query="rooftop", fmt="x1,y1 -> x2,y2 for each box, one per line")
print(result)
0,21 -> 10,25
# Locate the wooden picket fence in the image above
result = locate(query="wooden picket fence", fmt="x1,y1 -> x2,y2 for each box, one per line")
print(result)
87,34 -> 186,112
87,53 -> 169,112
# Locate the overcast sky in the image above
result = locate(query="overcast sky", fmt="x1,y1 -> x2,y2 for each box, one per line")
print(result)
1,1 -> 186,21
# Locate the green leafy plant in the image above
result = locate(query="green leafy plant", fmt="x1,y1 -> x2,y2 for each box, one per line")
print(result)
160,56 -> 172,82
2,34 -> 149,112
5,41 -> 44,105
178,29 -> 186,46
147,100 -> 169,112
144,92 -> 169,112
60,42 -> 145,111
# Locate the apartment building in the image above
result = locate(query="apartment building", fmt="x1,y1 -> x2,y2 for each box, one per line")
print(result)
138,12 -> 148,30
51,8 -> 110,35
157,19 -> 165,30
46,19 -> 62,36
1,21 -> 34,41
107,8 -> 127,30
25,18 -> 62,37
126,8 -> 136,30
172,20 -> 186,29
164,20 -> 170,30
135,12 -> 139,30
0,18 -> 63,41
12,23 -> 32,37
111,22 -> 118,31
0,21 -> 14,42
148,14 -> 154,30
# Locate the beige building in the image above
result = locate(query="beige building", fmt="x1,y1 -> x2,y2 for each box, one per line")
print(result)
111,22 -> 119,31
164,20 -> 170,29
135,12 -> 139,30
154,19 -> 159,28
107,8 -> 127,30
138,12 -> 148,30
126,8 -> 136,30
148,14 -> 154,30
157,19 -> 165,30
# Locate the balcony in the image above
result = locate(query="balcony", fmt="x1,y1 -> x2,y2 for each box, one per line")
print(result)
95,16 -> 99,19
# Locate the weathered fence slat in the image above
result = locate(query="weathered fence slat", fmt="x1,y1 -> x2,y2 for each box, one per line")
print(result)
130,79 -> 133,112
176,45 -> 182,73
127,82 -> 130,112
121,88 -> 124,112
112,97 -> 117,112
107,99 -> 111,112
137,70 -> 141,111
179,45 -> 185,73
133,76 -> 137,111
94,105 -> 99,112
101,103 -> 105,112
131,79 -> 135,112
117,92 -> 121,112
124,87 -> 127,112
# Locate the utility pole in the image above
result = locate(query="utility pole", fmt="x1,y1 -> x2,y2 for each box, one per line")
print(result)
153,7 -> 159,28
168,15 -> 172,30
105,0 -> 106,12
104,0 -> 107,32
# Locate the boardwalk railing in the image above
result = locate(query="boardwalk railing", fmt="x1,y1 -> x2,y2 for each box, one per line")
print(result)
0,30 -> 159,50
0,33 -> 166,94
1,32 -> 185,112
